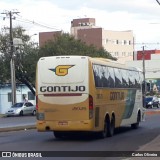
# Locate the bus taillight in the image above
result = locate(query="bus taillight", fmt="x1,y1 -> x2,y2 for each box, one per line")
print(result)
36,95 -> 38,110
89,95 -> 93,119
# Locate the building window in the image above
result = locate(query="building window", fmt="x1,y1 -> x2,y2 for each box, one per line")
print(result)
110,52 -> 113,56
122,52 -> 126,56
114,40 -> 117,45
106,39 -> 109,44
22,94 -> 27,101
116,40 -> 119,44
124,40 -> 127,45
114,40 -> 119,45
115,52 -> 119,57
28,92 -> 35,100
8,92 -> 12,102
128,52 -> 132,56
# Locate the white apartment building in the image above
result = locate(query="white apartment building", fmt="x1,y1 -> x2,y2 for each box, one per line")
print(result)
71,18 -> 134,63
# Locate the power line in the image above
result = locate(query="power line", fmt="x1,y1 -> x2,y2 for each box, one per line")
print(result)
135,42 -> 160,45
146,69 -> 160,72
15,14 -> 61,30
156,0 -> 160,5
1,11 -> 61,31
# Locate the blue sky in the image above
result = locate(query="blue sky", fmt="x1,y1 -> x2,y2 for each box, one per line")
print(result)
0,0 -> 160,50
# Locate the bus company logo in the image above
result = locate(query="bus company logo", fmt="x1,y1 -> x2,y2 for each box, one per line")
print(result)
49,65 -> 75,76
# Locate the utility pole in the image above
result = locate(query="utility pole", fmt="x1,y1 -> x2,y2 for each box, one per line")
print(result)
142,46 -> 146,107
1,10 -> 20,105
9,11 -> 16,105
142,46 -> 146,92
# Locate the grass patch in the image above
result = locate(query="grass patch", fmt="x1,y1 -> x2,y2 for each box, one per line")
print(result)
0,114 -> 5,118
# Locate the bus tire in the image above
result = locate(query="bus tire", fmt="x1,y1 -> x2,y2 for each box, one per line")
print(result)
131,111 -> 141,129
98,120 -> 108,139
53,131 -> 63,139
107,115 -> 115,137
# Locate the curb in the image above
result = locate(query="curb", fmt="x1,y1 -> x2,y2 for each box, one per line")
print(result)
0,125 -> 36,132
145,110 -> 160,115
0,114 -> 5,118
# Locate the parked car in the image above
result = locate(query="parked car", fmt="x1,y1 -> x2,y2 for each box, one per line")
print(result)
5,102 -> 36,116
145,96 -> 159,108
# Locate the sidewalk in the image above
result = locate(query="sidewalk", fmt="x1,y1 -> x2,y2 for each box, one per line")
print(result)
128,135 -> 160,160
145,108 -> 160,115
0,114 -> 36,132
138,109 -> 160,150
0,124 -> 36,132
122,108 -> 160,160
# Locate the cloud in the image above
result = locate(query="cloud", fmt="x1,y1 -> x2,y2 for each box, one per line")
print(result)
0,0 -> 160,50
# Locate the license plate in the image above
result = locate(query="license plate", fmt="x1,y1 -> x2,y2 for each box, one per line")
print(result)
58,121 -> 68,126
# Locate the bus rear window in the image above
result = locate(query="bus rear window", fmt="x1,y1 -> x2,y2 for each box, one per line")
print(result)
39,57 -> 88,84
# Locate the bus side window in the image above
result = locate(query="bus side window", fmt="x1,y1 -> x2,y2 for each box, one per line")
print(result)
93,64 -> 101,87
121,69 -> 129,88
101,66 -> 109,87
128,70 -> 135,88
114,68 -> 122,88
108,67 -> 115,88
134,71 -> 141,88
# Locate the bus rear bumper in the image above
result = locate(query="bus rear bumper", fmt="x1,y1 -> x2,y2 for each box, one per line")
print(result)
36,120 -> 94,132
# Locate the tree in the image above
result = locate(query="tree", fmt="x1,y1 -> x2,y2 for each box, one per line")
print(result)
0,29 -> 117,96
14,43 -> 39,95
0,26 -> 38,95
39,33 -> 117,60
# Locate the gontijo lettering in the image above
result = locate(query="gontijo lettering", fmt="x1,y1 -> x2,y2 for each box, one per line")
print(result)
49,65 -> 74,76
110,92 -> 125,100
40,86 -> 86,92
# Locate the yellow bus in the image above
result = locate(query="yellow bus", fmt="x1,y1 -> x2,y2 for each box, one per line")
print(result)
36,56 -> 145,138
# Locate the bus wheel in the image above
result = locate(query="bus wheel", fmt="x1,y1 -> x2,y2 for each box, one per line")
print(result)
107,116 -> 115,137
98,121 -> 107,138
131,112 -> 141,129
53,131 -> 63,139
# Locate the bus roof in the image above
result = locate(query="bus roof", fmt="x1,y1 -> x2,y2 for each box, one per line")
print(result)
90,57 -> 140,71
38,55 -> 141,72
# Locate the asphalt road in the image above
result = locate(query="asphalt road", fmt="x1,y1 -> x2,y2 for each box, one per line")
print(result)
0,115 -> 36,128
0,114 -> 160,160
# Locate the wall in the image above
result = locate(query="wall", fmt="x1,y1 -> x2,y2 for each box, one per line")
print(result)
39,31 -> 62,47
71,18 -> 95,27
102,30 -> 134,59
77,28 -> 103,49
70,18 -> 96,39
0,84 -> 35,114
137,50 -> 160,60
